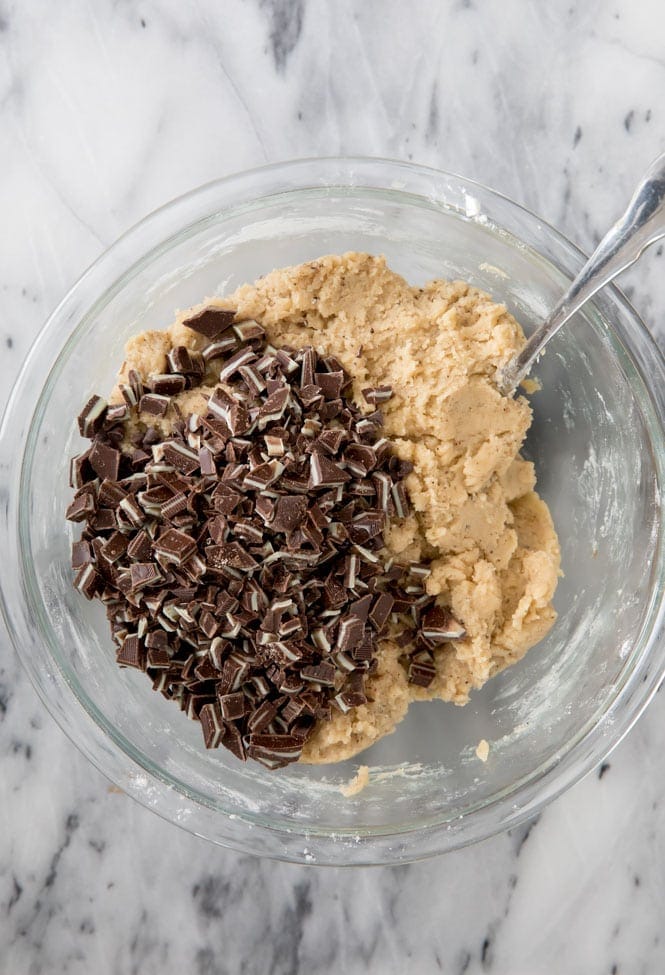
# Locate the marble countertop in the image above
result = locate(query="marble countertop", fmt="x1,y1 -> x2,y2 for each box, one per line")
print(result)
1,2 -> 664,972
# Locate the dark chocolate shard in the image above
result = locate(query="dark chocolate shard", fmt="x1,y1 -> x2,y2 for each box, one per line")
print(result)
160,441 -> 200,475
206,541 -> 258,572
219,346 -> 257,383
153,529 -> 197,565
421,606 -> 466,643
408,655 -> 436,687
257,387 -> 290,427
218,691 -> 248,721
66,492 -> 96,523
369,592 -> 394,631
362,385 -> 393,405
129,562 -> 162,591
89,441 -> 121,481
78,395 -> 108,438
168,346 -> 202,376
315,371 -> 344,400
344,444 -> 377,476
202,336 -> 237,361
347,511 -> 386,544
336,614 -> 364,652
100,531 -> 127,564
271,496 -> 308,533
309,453 -> 351,489
71,539 -> 92,569
199,702 -> 224,747
139,393 -> 170,417
183,307 -> 236,340
149,374 -> 187,396
247,733 -> 303,765
233,319 -> 265,343
74,564 -> 102,599
117,634 -> 145,670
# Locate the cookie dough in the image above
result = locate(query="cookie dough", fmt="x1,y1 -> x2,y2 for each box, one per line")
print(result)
114,253 -> 560,764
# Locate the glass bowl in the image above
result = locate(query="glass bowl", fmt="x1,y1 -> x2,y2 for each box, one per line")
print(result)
1,158 -> 664,866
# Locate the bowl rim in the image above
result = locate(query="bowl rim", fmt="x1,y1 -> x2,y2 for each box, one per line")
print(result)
2,155 -> 665,865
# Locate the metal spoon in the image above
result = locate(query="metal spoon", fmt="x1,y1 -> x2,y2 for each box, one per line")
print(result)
497,151 -> 665,395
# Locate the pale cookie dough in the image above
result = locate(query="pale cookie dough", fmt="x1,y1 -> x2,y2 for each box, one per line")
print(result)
114,253 -> 560,764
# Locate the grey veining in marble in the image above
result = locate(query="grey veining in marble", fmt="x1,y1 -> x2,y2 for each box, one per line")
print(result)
1,1 -> 664,972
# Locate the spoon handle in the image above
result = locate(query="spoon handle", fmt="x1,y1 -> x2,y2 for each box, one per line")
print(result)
498,152 -> 665,395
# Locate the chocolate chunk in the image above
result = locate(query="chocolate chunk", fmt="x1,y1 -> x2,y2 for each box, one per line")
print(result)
139,394 -> 170,417
257,387 -> 290,427
219,347 -> 257,383
318,399 -> 342,421
347,511 -> 385,544
146,630 -> 171,651
243,460 -> 283,491
247,733 -> 303,766
183,307 -> 236,340
301,661 -> 336,686
118,494 -> 144,527
71,539 -> 92,569
202,335 -> 238,361
78,395 -> 107,438
247,699 -> 280,733
153,529 -> 197,565
309,453 -> 351,488
221,723 -> 246,761
167,346 -> 202,376
369,592 -> 394,631
69,450 -> 94,489
362,385 -> 393,404
199,446 -> 216,476
89,441 -> 121,481
336,614 -> 364,652
408,653 -> 436,687
149,374 -> 187,396
98,479 -> 126,507
117,634 -> 145,670
218,691 -> 248,721
206,386 -> 234,422
299,384 -> 323,409
74,564 -> 102,599
421,606 -> 466,643
270,496 -> 308,533
125,530 -> 151,562
233,319 -> 265,343
391,480 -> 409,518
128,370 -> 144,402
207,541 -> 258,572
344,444 -> 377,476
66,492 -> 96,523
315,371 -> 344,400
349,594 -> 372,624
159,441 -> 200,475
99,531 -> 127,564
199,702 -> 224,747
315,429 -> 345,455
239,363 -> 266,397
130,562 -> 162,591
106,403 -> 129,426
147,648 -> 171,669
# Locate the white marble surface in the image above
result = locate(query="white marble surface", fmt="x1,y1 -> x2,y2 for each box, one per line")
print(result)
1,1 -> 664,972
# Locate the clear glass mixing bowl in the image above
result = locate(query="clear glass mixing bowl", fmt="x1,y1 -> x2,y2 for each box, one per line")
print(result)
1,158 -> 664,865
